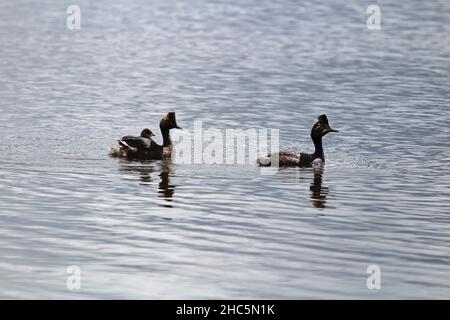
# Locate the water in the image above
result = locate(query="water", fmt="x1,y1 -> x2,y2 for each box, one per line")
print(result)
0,0 -> 449,299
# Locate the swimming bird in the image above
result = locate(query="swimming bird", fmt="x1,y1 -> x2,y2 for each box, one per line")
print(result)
119,128 -> 155,150
110,112 -> 182,160
149,112 -> 182,159
257,114 -> 338,167
111,128 -> 155,158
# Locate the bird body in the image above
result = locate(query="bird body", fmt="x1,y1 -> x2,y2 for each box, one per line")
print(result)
257,114 -> 338,167
110,113 -> 181,160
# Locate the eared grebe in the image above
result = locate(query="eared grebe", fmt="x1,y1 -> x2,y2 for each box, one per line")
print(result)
148,112 -> 182,159
110,128 -> 155,158
110,112 -> 181,160
119,128 -> 155,149
257,114 -> 338,167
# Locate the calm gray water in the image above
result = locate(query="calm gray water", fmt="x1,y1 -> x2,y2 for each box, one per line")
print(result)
1,0 -> 449,299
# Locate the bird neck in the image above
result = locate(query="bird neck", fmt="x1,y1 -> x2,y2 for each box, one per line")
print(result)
312,135 -> 324,160
161,127 -> 172,147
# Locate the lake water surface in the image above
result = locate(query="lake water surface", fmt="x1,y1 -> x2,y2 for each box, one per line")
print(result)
0,0 -> 449,298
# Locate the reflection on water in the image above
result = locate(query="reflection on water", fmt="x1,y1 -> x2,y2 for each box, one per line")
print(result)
118,158 -> 330,209
158,169 -> 175,207
118,158 -> 328,209
118,159 -> 176,208
117,160 -> 155,183
309,168 -> 329,209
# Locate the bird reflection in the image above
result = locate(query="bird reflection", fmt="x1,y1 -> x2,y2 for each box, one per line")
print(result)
117,159 -> 175,208
309,168 -> 329,208
158,168 -> 175,207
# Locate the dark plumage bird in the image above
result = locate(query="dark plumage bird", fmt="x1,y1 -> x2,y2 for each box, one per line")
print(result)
119,128 -> 155,150
110,112 -> 182,160
147,112 -> 182,159
110,128 -> 155,158
257,114 -> 339,167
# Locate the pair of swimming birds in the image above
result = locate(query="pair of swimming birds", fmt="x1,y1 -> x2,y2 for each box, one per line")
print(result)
111,112 -> 182,160
112,113 -> 338,167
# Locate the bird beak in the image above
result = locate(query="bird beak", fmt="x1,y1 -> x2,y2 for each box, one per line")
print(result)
151,133 -> 156,137
329,128 -> 339,133
175,125 -> 182,130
